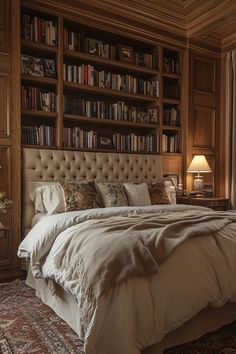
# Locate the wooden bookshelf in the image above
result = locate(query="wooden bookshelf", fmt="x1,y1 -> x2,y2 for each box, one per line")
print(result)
20,4 -> 182,156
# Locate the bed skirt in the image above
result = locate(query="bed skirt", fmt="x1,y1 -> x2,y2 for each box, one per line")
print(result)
26,269 -> 236,354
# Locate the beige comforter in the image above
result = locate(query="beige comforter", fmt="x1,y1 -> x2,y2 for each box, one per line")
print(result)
18,205 -> 236,354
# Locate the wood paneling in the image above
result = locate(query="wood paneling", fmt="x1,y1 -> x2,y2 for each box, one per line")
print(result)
0,211 -> 11,266
194,57 -> 215,94
0,146 -> 11,196
162,155 -> 183,183
193,106 -> 215,148
0,0 -> 22,281
188,49 -> 220,196
0,0 -> 9,53
0,73 -> 10,137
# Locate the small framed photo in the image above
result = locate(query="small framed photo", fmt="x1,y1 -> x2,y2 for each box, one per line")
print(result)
164,174 -> 179,190
118,45 -> 134,63
98,136 -> 114,149
87,38 -> 100,56
202,183 -> 213,197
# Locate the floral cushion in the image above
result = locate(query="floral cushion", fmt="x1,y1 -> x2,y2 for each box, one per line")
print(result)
123,182 -> 151,206
96,182 -> 128,207
149,180 -> 176,205
60,180 -> 99,212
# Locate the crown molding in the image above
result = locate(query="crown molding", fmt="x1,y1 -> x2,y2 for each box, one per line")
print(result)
22,0 -> 235,52
222,33 -> 236,52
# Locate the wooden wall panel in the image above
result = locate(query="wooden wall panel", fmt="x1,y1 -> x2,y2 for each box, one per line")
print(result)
194,57 -> 215,94
0,211 -> 11,266
162,156 -> 183,183
0,146 -> 11,196
188,50 -> 221,196
193,106 -> 215,148
0,74 -> 10,137
0,0 -> 9,53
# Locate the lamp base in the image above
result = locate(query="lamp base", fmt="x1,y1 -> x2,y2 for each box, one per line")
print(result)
193,175 -> 203,193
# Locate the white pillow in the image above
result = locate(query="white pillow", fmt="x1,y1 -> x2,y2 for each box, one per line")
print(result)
123,182 -> 151,206
29,182 -> 65,215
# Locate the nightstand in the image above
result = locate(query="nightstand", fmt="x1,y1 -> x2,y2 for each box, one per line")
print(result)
176,197 -> 230,211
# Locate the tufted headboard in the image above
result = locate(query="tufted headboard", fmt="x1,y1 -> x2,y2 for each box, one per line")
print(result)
22,148 -> 162,235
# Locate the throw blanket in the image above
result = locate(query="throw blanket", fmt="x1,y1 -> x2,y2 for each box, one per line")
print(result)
18,206 -> 236,311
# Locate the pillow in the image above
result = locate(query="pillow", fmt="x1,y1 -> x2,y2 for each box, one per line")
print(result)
29,182 -> 65,215
96,181 -> 128,207
149,180 -> 176,205
60,180 -> 99,212
123,182 -> 151,206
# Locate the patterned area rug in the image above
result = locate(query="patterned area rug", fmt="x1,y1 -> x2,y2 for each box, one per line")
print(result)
0,280 -> 84,353
1,280 -> 236,354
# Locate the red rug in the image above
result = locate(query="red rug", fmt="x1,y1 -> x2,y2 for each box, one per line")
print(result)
1,280 -> 236,354
0,280 -> 84,353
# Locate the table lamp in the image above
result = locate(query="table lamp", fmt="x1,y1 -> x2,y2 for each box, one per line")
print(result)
187,155 -> 211,195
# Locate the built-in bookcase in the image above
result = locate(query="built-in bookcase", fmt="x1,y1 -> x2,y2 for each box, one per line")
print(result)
20,5 -> 182,156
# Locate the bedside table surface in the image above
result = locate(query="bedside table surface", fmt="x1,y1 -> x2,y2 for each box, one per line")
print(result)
176,197 -> 229,211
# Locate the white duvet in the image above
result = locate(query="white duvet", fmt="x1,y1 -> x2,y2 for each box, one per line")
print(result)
18,205 -> 236,354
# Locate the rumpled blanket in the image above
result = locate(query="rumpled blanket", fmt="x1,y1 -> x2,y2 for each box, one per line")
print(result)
18,207 -> 236,310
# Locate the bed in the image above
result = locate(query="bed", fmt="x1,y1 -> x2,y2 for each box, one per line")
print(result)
18,147 -> 236,354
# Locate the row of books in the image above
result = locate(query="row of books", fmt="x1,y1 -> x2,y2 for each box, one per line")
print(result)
113,132 -> 158,152
64,28 -> 158,69
22,125 -> 55,146
21,14 -> 57,46
63,63 -> 160,96
163,58 -> 179,75
64,29 -> 117,60
63,127 -> 158,152
64,97 -> 159,123
21,86 -> 57,112
162,133 -> 180,153
21,54 -> 56,78
135,51 -> 158,69
63,127 -> 98,149
163,107 -> 180,126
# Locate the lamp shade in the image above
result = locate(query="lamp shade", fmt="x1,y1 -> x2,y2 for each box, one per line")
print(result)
187,155 -> 211,173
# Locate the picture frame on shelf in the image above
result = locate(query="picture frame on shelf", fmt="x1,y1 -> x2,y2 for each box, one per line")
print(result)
202,183 -> 213,197
86,38 -> 100,56
163,174 -> 178,190
118,45 -> 134,63
98,136 -> 114,149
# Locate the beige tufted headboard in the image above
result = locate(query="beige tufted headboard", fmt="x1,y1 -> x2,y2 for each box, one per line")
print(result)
22,148 -> 162,235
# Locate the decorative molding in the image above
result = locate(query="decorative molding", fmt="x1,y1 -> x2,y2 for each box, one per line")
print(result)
222,33 -> 236,52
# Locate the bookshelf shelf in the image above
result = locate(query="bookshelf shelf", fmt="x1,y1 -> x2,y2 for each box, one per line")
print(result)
21,109 -> 58,118
20,5 -> 182,157
162,73 -> 180,79
22,144 -> 58,149
64,49 -> 159,76
162,98 -> 180,104
162,152 -> 182,156
21,39 -> 58,53
162,125 -> 181,131
63,81 -> 158,102
21,75 -> 58,85
61,146 -> 158,155
64,114 -> 158,129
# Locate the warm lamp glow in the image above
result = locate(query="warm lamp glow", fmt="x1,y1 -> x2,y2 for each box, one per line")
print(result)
187,155 -> 211,195
187,155 -> 212,173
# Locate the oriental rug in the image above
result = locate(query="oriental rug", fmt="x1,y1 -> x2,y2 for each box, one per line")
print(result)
1,280 -> 236,354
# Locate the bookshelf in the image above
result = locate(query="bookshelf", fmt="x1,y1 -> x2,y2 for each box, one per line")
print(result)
20,5 -> 182,156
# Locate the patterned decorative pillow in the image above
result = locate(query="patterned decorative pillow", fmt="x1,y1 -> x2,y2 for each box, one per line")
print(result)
123,182 -> 151,206
149,180 -> 176,205
96,182 -> 128,207
60,180 -> 99,212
